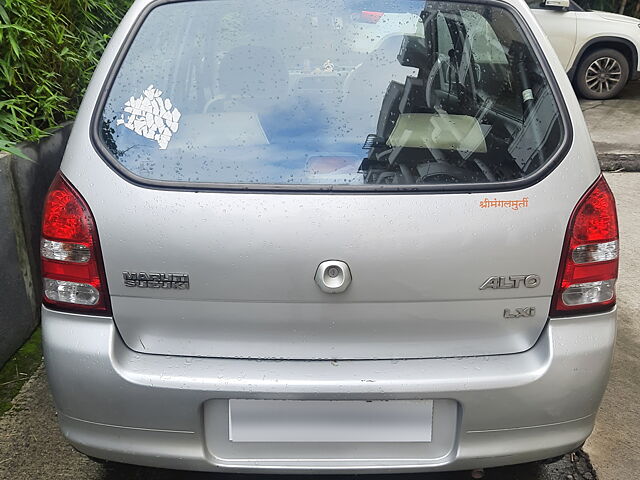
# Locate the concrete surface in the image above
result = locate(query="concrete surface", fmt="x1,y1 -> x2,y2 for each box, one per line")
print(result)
0,153 -> 38,367
582,81 -> 640,170
583,173 -> 640,480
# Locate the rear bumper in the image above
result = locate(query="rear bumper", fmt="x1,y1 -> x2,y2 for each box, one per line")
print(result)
42,307 -> 616,473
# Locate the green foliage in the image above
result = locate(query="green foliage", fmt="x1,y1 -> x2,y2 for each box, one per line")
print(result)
0,0 -> 132,151
0,328 -> 42,415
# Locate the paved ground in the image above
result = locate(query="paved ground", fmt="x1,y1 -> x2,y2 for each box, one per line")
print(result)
582,81 -> 640,169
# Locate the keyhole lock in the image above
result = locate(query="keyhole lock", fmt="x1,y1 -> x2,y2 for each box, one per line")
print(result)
315,261 -> 352,294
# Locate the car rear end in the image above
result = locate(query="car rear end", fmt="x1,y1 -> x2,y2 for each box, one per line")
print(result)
41,0 -> 618,472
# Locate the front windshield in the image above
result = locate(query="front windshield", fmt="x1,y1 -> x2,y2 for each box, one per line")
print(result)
98,0 -> 565,187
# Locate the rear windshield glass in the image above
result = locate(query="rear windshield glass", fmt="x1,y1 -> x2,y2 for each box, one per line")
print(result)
97,0 -> 565,187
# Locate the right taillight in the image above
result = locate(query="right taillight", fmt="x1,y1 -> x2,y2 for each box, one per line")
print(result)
41,172 -> 111,314
551,175 -> 619,316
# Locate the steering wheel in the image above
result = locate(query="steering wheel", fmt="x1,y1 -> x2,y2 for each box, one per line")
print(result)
203,96 -> 227,114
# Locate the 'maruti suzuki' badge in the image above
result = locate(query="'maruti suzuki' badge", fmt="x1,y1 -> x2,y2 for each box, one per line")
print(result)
123,272 -> 189,289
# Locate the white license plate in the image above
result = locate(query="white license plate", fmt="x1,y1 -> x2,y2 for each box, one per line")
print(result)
228,399 -> 433,443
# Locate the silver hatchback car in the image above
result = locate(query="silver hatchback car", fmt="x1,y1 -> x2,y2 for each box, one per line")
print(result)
41,0 -> 619,473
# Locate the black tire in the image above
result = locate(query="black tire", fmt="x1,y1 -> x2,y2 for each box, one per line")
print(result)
575,48 -> 629,100
539,454 -> 565,465
85,454 -> 109,465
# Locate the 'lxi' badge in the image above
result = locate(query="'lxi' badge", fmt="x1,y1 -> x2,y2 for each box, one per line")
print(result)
504,307 -> 535,318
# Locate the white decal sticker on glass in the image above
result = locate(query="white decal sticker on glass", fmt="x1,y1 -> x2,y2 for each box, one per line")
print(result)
116,85 -> 181,150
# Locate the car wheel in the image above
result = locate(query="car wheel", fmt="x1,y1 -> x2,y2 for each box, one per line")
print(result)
575,48 -> 629,100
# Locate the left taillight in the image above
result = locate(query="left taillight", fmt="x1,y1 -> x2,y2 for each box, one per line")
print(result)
41,172 -> 111,314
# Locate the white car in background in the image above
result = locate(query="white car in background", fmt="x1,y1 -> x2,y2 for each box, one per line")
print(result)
530,0 -> 640,99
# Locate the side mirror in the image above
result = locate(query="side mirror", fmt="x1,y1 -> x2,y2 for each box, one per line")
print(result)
544,0 -> 570,8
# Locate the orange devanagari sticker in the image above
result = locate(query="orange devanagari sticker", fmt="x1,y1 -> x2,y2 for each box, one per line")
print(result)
479,197 -> 529,210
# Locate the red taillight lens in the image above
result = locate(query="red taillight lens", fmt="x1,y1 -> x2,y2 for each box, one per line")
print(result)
551,175 -> 618,316
41,172 -> 110,314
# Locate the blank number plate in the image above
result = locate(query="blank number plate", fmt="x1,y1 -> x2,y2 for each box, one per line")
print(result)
228,399 -> 433,443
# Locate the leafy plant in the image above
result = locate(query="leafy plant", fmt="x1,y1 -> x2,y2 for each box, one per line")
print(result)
0,328 -> 42,415
0,0 -> 132,153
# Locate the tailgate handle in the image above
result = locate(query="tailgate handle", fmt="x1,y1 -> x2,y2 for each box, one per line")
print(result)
315,260 -> 352,294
